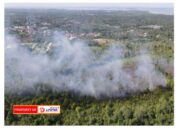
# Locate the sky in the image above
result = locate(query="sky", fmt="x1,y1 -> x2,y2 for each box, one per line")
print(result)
5,3 -> 173,9
5,3 -> 173,15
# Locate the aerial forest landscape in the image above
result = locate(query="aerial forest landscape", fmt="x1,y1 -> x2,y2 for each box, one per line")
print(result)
4,3 -> 174,125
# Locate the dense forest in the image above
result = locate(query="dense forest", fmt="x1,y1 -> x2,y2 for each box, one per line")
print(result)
5,81 -> 173,125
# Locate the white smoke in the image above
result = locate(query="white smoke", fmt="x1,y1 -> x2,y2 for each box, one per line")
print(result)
5,33 -> 167,98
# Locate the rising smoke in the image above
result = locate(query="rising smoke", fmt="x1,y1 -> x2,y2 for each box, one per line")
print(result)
5,33 -> 167,98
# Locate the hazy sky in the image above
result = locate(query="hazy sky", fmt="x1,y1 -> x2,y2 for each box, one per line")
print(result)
5,3 -> 173,15
5,3 -> 173,9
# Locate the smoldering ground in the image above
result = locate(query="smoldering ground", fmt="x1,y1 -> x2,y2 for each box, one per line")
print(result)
5,33 -> 168,98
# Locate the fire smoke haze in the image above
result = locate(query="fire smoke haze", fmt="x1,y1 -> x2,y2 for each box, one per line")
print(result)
5,33 -> 167,98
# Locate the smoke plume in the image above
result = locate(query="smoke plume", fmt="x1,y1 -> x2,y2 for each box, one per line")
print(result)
5,33 -> 167,98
